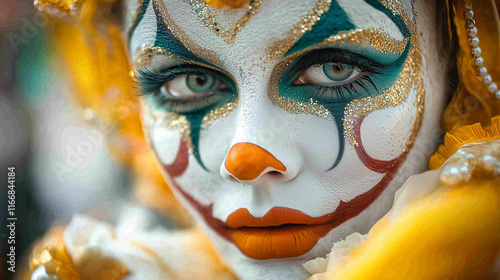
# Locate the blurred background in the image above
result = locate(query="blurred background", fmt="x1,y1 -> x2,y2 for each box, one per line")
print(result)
0,1 -> 132,278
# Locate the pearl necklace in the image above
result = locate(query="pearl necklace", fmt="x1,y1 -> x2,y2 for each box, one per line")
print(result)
462,0 -> 500,100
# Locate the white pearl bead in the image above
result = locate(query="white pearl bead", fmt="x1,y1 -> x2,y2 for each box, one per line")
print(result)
464,10 -> 474,19
483,74 -> 493,85
474,56 -> 484,66
478,66 -> 487,76
488,83 -> 498,93
496,91 -> 500,100
471,46 -> 482,56
468,26 -> 478,37
469,37 -> 479,47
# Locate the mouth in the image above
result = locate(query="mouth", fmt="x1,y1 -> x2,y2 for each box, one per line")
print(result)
224,208 -> 335,259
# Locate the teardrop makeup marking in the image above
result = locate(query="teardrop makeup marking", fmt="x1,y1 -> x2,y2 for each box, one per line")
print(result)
225,143 -> 286,181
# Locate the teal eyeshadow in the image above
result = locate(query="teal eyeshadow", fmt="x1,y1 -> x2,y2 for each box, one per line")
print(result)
284,1 -> 356,57
278,43 -> 411,170
128,0 -> 151,42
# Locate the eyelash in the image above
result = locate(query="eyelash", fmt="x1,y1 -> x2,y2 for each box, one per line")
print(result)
286,49 -> 387,103
309,76 -> 380,103
135,66 -> 235,113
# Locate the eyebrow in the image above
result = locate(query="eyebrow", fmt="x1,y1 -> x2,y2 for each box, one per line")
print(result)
269,0 -> 411,60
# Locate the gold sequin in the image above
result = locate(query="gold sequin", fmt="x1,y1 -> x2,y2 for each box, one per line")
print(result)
266,0 -> 332,60
182,0 -> 262,44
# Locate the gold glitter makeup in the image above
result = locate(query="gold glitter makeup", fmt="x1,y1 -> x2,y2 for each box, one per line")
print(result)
343,44 -> 424,147
136,44 -> 239,142
182,0 -> 262,44
268,27 -> 409,61
268,54 -> 331,119
379,0 -> 407,17
153,0 -> 224,66
202,101 -> 238,127
134,44 -> 177,66
142,101 -> 192,145
267,0 -> 425,155
266,0 -> 332,60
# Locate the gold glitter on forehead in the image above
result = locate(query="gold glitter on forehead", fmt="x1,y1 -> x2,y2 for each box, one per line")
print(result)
182,0 -> 262,44
266,0 -> 332,61
153,0 -> 224,66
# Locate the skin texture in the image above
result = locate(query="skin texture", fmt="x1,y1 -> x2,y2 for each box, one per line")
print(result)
127,0 -> 450,279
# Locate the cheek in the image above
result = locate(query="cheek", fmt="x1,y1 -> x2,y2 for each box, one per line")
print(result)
360,88 -> 419,161
151,125 -> 182,165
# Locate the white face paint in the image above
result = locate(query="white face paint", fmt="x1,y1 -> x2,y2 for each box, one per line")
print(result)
127,0 -> 449,278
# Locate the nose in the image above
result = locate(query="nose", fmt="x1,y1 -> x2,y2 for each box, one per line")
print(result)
221,142 -> 289,184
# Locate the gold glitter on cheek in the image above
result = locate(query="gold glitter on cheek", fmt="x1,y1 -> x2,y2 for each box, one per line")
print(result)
182,0 -> 262,44
267,55 -> 330,119
266,0 -> 332,60
202,101 -> 238,127
141,101 -> 193,146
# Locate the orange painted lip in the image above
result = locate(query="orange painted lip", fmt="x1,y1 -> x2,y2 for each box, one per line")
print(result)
225,207 -> 335,259
226,207 -> 334,229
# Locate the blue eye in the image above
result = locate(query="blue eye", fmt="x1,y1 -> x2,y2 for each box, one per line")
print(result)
186,73 -> 216,93
323,63 -> 354,81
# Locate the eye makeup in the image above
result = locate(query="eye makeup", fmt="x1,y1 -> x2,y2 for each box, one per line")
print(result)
268,39 -> 411,170
136,65 -> 237,114
279,46 -> 408,104
136,62 -> 238,172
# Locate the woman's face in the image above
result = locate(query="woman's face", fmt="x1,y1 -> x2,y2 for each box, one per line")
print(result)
128,0 -> 449,278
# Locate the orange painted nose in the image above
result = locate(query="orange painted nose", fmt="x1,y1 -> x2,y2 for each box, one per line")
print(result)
225,143 -> 286,181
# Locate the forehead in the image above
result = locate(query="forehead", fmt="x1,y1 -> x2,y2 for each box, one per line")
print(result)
127,0 -> 414,65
